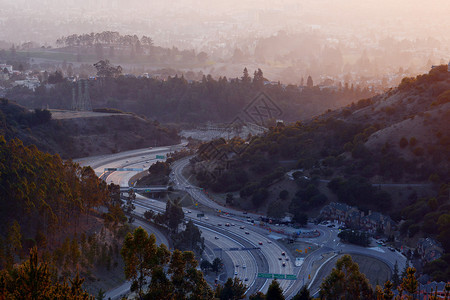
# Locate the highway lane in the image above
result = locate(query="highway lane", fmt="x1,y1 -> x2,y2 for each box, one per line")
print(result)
82,147 -> 407,299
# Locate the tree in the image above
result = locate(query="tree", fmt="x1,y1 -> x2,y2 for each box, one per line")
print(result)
320,255 -> 373,299
148,161 -> 170,176
47,70 -> 64,84
93,59 -> 122,78
168,250 -> 213,300
292,285 -> 311,300
215,277 -> 246,300
164,198 -> 184,233
212,257 -> 223,275
120,227 -> 168,296
382,280 -> 394,300
249,292 -> 266,300
253,68 -> 265,89
293,211 -> 308,227
241,67 -> 251,85
226,193 -> 234,205
399,137 -> 408,148
0,247 -> 93,299
267,200 -> 285,219
200,260 -> 211,273
400,267 -> 418,298
266,280 -> 284,300
279,190 -> 289,200
391,261 -> 400,288
306,76 -> 313,88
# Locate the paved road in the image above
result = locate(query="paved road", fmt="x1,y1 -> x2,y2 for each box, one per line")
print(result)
81,147 -> 408,299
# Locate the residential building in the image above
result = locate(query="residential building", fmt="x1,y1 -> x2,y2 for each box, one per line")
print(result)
417,238 -> 444,263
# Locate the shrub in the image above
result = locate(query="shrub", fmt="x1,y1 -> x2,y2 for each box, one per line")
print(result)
409,137 -> 417,147
431,90 -> 450,107
399,137 -> 408,148
413,147 -> 424,156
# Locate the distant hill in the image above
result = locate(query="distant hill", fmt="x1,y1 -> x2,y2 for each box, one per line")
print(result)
187,65 -> 450,280
0,100 -> 180,158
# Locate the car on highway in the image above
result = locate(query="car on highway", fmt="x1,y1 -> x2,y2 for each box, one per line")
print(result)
267,240 -> 272,244
281,251 -> 285,256
258,242 -> 263,245
244,278 -> 248,282
278,257 -> 282,260
225,223 -> 230,227
245,231 -> 250,235
235,265 -> 239,268
217,223 -> 222,226
285,258 -> 289,261
388,247 -> 395,252
187,210 -> 191,213
242,264 -> 246,269
234,271 -> 237,275
215,236 -> 219,240
282,262 -> 286,267
240,226 -> 245,229
204,216 -> 209,220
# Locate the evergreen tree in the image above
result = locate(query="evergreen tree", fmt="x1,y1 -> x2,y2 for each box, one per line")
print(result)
241,67 -> 251,85
320,255 -> 373,299
292,285 -> 311,300
266,280 -> 284,300
391,261 -> 400,288
400,267 -> 418,298
306,76 -> 313,88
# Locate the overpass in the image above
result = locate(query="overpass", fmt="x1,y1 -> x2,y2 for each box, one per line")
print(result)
120,186 -> 169,193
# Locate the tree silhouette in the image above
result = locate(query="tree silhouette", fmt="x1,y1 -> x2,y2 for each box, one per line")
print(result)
320,255 -> 373,299
266,280 -> 284,300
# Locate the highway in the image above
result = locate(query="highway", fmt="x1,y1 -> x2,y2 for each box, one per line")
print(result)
79,146 -> 408,299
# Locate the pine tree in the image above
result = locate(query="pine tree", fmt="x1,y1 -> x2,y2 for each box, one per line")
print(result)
266,280 -> 284,300
391,261 -> 400,288
292,285 -> 311,300
400,267 -> 418,299
241,67 -> 251,85
306,76 -> 313,88
320,255 -> 373,299
383,280 -> 394,300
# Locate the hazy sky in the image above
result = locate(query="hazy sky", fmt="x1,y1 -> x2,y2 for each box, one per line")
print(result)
0,0 -> 448,46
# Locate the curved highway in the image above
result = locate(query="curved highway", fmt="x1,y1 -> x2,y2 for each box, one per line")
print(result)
79,146 -> 407,299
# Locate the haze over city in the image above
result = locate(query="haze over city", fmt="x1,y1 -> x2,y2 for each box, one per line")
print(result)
0,1 -> 449,299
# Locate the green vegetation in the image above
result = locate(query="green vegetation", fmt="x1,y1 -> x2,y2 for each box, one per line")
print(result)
0,247 -> 93,299
0,136 -> 108,267
121,227 -> 213,299
338,230 -> 371,247
7,67 -> 374,124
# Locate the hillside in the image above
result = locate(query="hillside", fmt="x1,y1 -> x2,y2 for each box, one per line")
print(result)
190,65 -> 449,191
0,101 -> 180,158
188,66 -> 450,278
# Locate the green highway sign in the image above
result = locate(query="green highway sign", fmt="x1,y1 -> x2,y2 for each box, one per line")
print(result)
258,273 -> 297,280
197,213 -> 205,217
156,155 -> 165,159
257,273 -> 273,279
